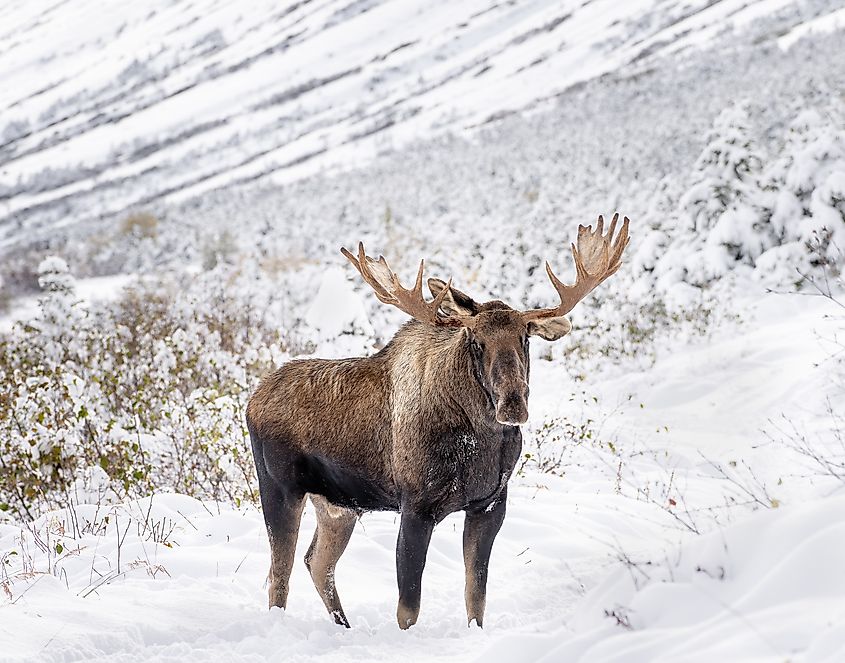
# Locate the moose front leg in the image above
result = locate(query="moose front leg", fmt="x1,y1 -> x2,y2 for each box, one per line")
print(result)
395,508 -> 435,629
463,488 -> 507,627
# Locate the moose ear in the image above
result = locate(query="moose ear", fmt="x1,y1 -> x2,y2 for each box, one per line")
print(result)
527,316 -> 572,341
427,278 -> 479,317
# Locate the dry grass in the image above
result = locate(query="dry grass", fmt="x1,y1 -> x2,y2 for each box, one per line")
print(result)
120,212 -> 158,239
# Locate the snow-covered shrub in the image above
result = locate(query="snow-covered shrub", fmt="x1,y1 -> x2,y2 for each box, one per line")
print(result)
1,259 -> 101,519
0,260 -> 303,520
757,108 -> 845,281
682,103 -> 764,234
559,287 -> 721,374
120,211 -> 159,239
645,100 -> 845,290
655,102 -> 772,286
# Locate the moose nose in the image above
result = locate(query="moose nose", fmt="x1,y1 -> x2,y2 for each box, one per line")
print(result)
495,385 -> 529,427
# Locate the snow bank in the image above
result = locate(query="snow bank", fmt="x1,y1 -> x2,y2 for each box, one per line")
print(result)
306,268 -> 365,338
539,495 -> 845,663
778,6 -> 845,50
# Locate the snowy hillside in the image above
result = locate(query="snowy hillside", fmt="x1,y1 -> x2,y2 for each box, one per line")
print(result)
2,0 -> 845,661
1,0 -> 841,245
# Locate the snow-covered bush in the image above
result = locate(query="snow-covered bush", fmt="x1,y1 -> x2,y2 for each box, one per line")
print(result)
645,101 -> 845,290
682,103 -> 764,230
652,102 -> 768,287
757,108 -> 845,282
563,289 -> 720,372
0,260 -> 302,520
120,211 -> 159,239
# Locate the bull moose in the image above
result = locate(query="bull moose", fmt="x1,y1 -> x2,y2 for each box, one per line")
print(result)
246,214 -> 630,629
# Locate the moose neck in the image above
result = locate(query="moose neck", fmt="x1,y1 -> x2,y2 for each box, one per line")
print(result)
386,321 -> 517,438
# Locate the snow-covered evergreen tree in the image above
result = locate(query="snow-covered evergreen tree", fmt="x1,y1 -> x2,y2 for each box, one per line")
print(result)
681,103 -> 763,233
757,108 -> 845,281
30,256 -> 87,365
667,102 -> 773,285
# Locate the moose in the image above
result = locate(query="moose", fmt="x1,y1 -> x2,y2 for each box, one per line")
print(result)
246,214 -> 630,629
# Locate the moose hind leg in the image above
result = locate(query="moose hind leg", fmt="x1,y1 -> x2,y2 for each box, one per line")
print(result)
304,495 -> 357,627
463,489 -> 507,627
259,477 -> 306,610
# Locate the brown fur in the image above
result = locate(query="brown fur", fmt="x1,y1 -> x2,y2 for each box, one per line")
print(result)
304,495 -> 358,627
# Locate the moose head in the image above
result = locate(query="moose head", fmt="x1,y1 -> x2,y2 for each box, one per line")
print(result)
342,213 -> 630,427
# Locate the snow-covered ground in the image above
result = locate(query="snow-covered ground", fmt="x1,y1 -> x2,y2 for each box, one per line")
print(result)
2,289 -> 842,662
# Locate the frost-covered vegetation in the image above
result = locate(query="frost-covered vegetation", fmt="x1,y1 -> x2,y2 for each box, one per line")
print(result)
0,257 -> 308,518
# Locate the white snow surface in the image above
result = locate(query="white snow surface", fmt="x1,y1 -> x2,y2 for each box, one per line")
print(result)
778,5 -> 845,48
305,266 -> 373,344
2,290 -> 842,662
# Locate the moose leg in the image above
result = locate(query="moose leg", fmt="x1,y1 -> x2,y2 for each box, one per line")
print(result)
395,509 -> 435,629
259,477 -> 306,610
304,495 -> 357,628
463,489 -> 507,627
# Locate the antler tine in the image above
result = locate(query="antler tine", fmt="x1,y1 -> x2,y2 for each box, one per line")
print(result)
600,215 -> 631,284
341,242 -> 473,328
341,242 -> 393,306
522,214 -> 631,322
413,258 -> 425,294
430,274 -> 454,313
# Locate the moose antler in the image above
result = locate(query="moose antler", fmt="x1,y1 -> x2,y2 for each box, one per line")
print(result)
522,213 -> 630,322
341,242 -> 475,328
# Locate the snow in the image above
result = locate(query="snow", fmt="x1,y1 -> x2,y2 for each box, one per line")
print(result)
2,290 -> 842,661
549,496 -> 845,663
305,267 -> 372,341
535,293 -> 845,663
0,273 -> 134,333
305,266 -> 375,356
778,6 -> 845,49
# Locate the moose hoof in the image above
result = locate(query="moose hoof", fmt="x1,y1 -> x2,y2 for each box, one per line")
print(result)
331,609 -> 351,628
397,602 -> 419,630
268,584 -> 288,610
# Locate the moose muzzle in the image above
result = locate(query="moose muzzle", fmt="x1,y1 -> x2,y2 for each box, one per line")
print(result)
494,381 -> 529,426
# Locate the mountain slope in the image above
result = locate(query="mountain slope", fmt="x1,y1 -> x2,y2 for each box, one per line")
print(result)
0,0 -> 815,243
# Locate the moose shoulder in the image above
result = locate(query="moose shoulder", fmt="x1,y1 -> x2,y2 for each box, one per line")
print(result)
246,214 -> 630,629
